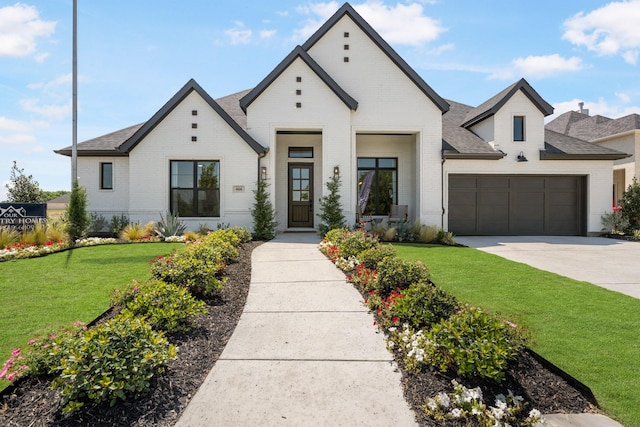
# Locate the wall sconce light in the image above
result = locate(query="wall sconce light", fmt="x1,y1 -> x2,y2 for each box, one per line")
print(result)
333,166 -> 340,176
516,151 -> 528,162
260,166 -> 267,180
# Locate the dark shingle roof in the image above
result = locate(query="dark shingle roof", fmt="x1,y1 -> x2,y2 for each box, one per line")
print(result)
462,78 -> 554,128
546,110 -> 640,141
442,100 -> 505,159
54,123 -> 143,156
239,46 -> 358,113
541,129 -> 629,160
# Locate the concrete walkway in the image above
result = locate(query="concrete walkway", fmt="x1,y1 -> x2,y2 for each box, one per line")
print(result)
175,232 -> 416,426
455,236 -> 640,300
175,233 -> 623,427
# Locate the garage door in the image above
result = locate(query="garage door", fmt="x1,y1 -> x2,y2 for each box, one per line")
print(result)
448,175 -> 586,236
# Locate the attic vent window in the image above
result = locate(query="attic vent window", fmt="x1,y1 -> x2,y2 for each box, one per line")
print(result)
344,44 -> 349,50
192,110 -> 198,116
296,89 -> 302,95
344,32 -> 349,37
344,57 -> 349,62
296,102 -> 302,108
191,136 -> 197,142
191,123 -> 198,129
296,76 -> 302,82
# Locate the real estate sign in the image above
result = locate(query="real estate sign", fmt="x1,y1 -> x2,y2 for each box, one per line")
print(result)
0,203 -> 47,232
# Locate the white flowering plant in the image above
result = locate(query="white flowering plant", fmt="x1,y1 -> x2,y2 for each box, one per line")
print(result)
422,379 -> 545,426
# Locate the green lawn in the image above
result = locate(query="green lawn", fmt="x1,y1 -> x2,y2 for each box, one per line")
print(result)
396,243 -> 640,427
0,243 -> 182,390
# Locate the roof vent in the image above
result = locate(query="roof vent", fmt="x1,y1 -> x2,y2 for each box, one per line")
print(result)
578,102 -> 589,116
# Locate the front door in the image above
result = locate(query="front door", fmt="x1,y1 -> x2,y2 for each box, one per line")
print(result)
288,163 -> 313,227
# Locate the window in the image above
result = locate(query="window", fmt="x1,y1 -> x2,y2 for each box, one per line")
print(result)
100,162 -> 113,190
357,158 -> 397,215
513,116 -> 525,141
170,160 -> 220,217
288,147 -> 313,158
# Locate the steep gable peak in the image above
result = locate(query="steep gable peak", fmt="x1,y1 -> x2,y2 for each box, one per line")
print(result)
462,78 -> 554,128
301,2 -> 449,113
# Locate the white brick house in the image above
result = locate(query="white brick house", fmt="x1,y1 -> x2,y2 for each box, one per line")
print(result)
56,3 -> 627,236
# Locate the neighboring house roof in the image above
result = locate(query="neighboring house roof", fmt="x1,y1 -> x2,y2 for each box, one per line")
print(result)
47,193 -> 70,204
442,100 -> 505,159
541,129 -> 630,160
239,45 -> 358,113
119,79 -> 266,154
54,123 -> 143,156
301,2 -> 449,114
462,78 -> 554,128
546,110 -> 640,141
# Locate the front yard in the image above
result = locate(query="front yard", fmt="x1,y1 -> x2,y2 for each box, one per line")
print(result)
396,243 -> 640,427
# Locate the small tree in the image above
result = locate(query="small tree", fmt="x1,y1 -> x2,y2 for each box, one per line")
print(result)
620,177 -> 640,232
251,179 -> 277,240
66,180 -> 89,243
318,171 -> 346,236
5,161 -> 43,203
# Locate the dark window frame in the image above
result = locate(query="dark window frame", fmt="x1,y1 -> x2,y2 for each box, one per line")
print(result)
169,160 -> 220,217
288,147 -> 314,158
100,162 -> 113,190
513,115 -> 525,141
357,157 -> 398,215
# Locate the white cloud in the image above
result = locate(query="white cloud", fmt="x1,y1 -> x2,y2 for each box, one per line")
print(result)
0,116 -> 30,132
0,133 -> 36,145
260,29 -> 277,39
225,22 -> 252,45
27,73 -> 72,90
20,98 -> 71,121
293,1 -> 445,46
0,3 -> 56,58
563,1 -> 640,64
490,54 -> 584,80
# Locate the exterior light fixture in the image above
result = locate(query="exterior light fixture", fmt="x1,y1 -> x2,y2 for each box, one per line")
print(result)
333,166 -> 340,176
261,166 -> 267,180
517,151 -> 528,162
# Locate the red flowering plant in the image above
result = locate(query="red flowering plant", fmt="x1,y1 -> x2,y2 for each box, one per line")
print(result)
349,264 -> 378,291
364,288 -> 403,329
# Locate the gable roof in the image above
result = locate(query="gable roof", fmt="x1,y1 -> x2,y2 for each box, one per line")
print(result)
239,45 -> 358,113
118,79 -> 266,154
442,100 -> 505,159
55,123 -> 143,156
462,78 -> 554,128
301,2 -> 449,113
541,129 -> 630,160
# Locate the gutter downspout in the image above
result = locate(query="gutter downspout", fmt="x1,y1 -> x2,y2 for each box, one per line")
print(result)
257,150 -> 268,182
441,155 -> 446,229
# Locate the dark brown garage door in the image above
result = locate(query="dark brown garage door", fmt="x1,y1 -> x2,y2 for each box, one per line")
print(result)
448,175 -> 586,236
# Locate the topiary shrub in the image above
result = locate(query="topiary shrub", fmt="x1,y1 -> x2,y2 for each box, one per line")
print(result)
112,280 -> 207,333
318,172 -> 346,236
51,315 -> 177,413
374,257 -> 430,296
357,244 -> 396,270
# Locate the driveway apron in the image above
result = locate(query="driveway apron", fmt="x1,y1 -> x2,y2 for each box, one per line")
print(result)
455,236 -> 640,299
175,232 -> 417,426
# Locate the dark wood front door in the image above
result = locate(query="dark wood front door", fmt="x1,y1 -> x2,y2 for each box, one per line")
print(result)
288,164 -> 313,227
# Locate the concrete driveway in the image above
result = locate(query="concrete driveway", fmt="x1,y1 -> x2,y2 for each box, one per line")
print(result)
454,236 -> 640,300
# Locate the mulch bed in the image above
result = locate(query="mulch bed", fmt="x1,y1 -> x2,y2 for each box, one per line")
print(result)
1,240 -> 599,426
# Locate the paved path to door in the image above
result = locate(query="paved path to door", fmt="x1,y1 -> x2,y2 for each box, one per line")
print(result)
175,232 -> 416,426
455,236 -> 640,299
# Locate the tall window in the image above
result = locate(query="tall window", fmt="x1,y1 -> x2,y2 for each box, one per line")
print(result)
357,158 -> 397,215
170,160 -> 220,217
100,162 -> 113,190
513,116 -> 525,141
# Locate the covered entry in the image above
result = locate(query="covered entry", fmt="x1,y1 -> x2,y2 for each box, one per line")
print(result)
448,175 -> 586,236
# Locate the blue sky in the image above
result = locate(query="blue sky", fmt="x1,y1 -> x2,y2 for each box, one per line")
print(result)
2,0 -> 640,200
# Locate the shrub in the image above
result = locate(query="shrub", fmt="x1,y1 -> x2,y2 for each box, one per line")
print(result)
46,218 -> 69,243
183,230 -> 199,242
349,264 -> 378,291
383,227 -> 397,242
88,213 -> 108,234
200,231 -> 240,260
357,244 -> 396,270
374,257 -> 430,296
620,177 -> 640,231
338,230 -> 378,259
229,226 -> 252,243
0,226 -> 19,249
51,315 -> 177,413
150,248 -> 226,297
251,179 -> 277,240
66,181 -> 89,243
120,221 -> 156,241
204,228 -> 241,248
436,228 -> 456,245
155,211 -> 187,238
317,172 -> 346,236
324,228 -> 350,246
112,280 -> 207,333
634,229 -> 640,240
110,214 -> 129,236
424,306 -> 523,382
390,282 -> 458,330
601,208 -> 629,234
417,224 -> 439,243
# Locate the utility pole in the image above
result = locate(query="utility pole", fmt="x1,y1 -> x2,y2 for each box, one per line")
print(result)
71,0 -> 78,187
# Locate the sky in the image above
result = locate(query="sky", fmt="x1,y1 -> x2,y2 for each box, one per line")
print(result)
2,0 -> 640,201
